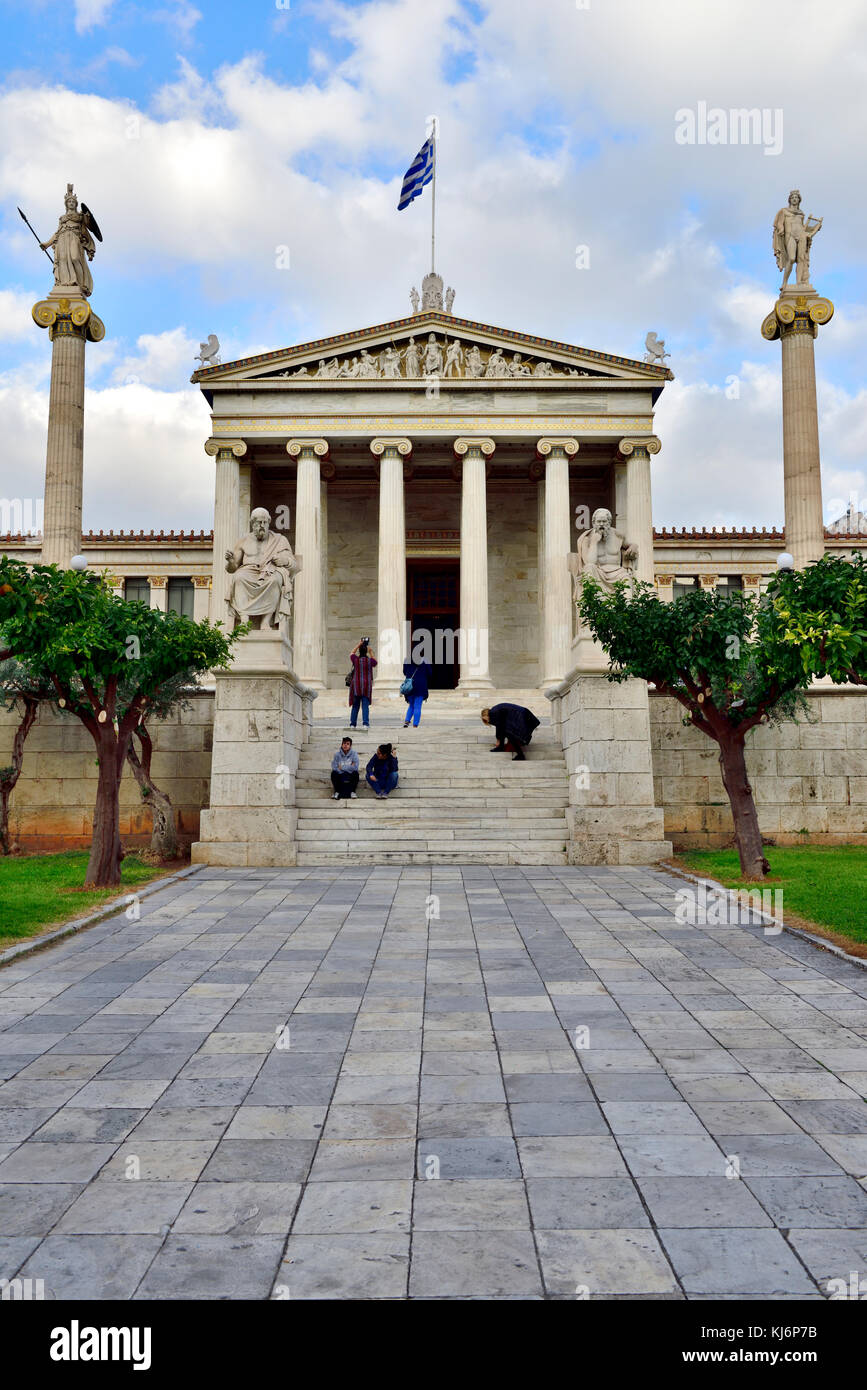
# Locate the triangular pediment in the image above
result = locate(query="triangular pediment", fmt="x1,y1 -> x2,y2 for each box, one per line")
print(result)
192,311 -> 672,392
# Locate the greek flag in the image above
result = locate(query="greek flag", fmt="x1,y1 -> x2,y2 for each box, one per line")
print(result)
398,135 -> 434,211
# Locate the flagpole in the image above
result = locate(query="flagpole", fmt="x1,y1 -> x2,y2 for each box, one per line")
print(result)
430,131 -> 436,275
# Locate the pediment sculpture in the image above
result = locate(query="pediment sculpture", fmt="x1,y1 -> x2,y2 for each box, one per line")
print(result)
269,334 -> 599,382
226,507 -> 302,630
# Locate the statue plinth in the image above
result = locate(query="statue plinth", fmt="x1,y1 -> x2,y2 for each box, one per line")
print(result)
229,628 -> 294,675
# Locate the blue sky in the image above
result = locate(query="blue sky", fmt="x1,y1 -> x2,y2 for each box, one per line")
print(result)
1,0 -> 865,532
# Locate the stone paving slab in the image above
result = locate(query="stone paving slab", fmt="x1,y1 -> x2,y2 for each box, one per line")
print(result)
0,864 -> 865,1300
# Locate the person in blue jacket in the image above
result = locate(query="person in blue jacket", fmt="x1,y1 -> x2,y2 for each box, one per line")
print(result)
401,657 -> 431,728
366,743 -> 399,799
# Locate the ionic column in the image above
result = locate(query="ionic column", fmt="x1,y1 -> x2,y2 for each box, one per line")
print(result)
655,573 -> 674,603
205,438 -> 247,626
762,294 -> 834,569
148,576 -> 167,612
288,438 -> 329,688
32,297 -> 105,568
371,437 -> 412,693
192,575 -> 211,622
455,437 -> 495,690
538,437 -> 579,687
618,437 -> 661,586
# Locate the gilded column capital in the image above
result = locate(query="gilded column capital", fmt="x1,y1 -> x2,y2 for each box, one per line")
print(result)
761,295 -> 834,342
699,573 -> 718,588
536,437 -> 579,459
453,437 -> 495,459
204,438 -> 247,460
192,575 -> 211,589
147,575 -> 167,588
369,437 -> 413,458
617,436 -> 661,459
32,297 -> 104,343
287,438 -> 329,459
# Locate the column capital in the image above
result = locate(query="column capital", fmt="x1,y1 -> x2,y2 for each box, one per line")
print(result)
761,295 -> 834,342
742,574 -> 762,589
287,438 -> 329,459
204,438 -> 247,460
536,437 -> 578,459
699,573 -> 718,589
32,297 -> 105,343
453,437 -> 495,459
147,575 -> 167,589
192,575 -> 211,589
617,436 -> 661,459
370,437 -> 412,458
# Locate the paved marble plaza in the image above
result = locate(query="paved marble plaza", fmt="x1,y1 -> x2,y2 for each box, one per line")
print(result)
0,865 -> 865,1300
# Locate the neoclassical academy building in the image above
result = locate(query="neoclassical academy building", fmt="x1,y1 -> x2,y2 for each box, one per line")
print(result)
3,273 -> 866,865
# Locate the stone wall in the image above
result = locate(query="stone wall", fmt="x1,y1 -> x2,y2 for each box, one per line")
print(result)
325,489 -> 379,687
0,693 -> 214,853
650,687 -> 867,847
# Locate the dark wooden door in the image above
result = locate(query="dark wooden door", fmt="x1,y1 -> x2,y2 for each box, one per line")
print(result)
407,561 -> 460,690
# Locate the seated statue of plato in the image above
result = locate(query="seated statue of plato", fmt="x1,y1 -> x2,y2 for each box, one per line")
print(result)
225,507 -> 301,630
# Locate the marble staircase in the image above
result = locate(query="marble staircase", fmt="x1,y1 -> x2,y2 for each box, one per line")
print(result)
294,693 -> 569,865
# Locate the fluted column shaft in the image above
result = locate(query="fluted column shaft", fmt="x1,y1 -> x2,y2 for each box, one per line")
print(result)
289,438 -> 329,688
539,438 -> 578,687
371,437 -> 411,693
781,332 -> 824,567
619,437 -> 660,587
32,296 -> 105,569
456,437 -> 494,690
205,439 -> 246,626
761,293 -> 834,570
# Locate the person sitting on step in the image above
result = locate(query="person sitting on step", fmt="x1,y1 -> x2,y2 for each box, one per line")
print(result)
480,703 -> 540,761
330,736 -> 359,800
366,743 -> 399,799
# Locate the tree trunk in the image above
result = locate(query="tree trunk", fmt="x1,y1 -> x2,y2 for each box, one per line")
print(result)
0,697 -> 39,854
717,733 -> 769,878
126,726 -> 178,859
85,729 -> 125,888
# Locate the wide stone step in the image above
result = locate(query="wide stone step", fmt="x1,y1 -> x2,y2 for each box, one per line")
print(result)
295,825 -> 567,843
297,804 -> 565,820
294,845 -> 572,856
295,790 -> 570,804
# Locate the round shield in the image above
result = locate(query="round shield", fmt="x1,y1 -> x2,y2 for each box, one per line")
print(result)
81,203 -> 103,242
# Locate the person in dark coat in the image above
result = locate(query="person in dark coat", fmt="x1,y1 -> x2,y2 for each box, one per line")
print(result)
402,657 -> 431,728
348,638 -> 376,729
480,703 -> 540,761
366,743 -> 399,799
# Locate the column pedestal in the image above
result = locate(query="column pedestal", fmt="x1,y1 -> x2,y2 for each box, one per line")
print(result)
192,631 -> 304,867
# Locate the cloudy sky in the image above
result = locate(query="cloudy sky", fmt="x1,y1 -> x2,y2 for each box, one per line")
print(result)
1,0 -> 865,534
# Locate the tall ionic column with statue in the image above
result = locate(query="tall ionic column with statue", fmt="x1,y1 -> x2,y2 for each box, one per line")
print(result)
761,190 -> 834,569
31,184 -> 105,568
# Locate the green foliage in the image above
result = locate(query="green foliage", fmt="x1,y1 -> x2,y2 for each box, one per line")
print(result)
0,556 -> 237,732
578,577 -> 808,738
766,553 -> 867,686
0,850 -> 166,944
677,845 -> 867,947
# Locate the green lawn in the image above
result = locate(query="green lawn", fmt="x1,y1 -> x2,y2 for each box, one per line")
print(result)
676,845 -> 867,951
0,851 -> 171,949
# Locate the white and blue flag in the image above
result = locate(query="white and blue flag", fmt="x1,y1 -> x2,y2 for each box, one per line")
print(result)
398,135 -> 435,211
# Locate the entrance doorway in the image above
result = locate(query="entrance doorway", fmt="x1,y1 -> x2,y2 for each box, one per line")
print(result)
406,560 -> 460,690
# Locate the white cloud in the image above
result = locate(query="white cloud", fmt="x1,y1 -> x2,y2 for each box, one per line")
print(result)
0,289 -> 40,342
2,0 -> 866,530
74,0 -> 115,35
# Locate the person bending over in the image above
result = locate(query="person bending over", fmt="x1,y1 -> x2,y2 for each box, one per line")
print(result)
480,703 -> 540,762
